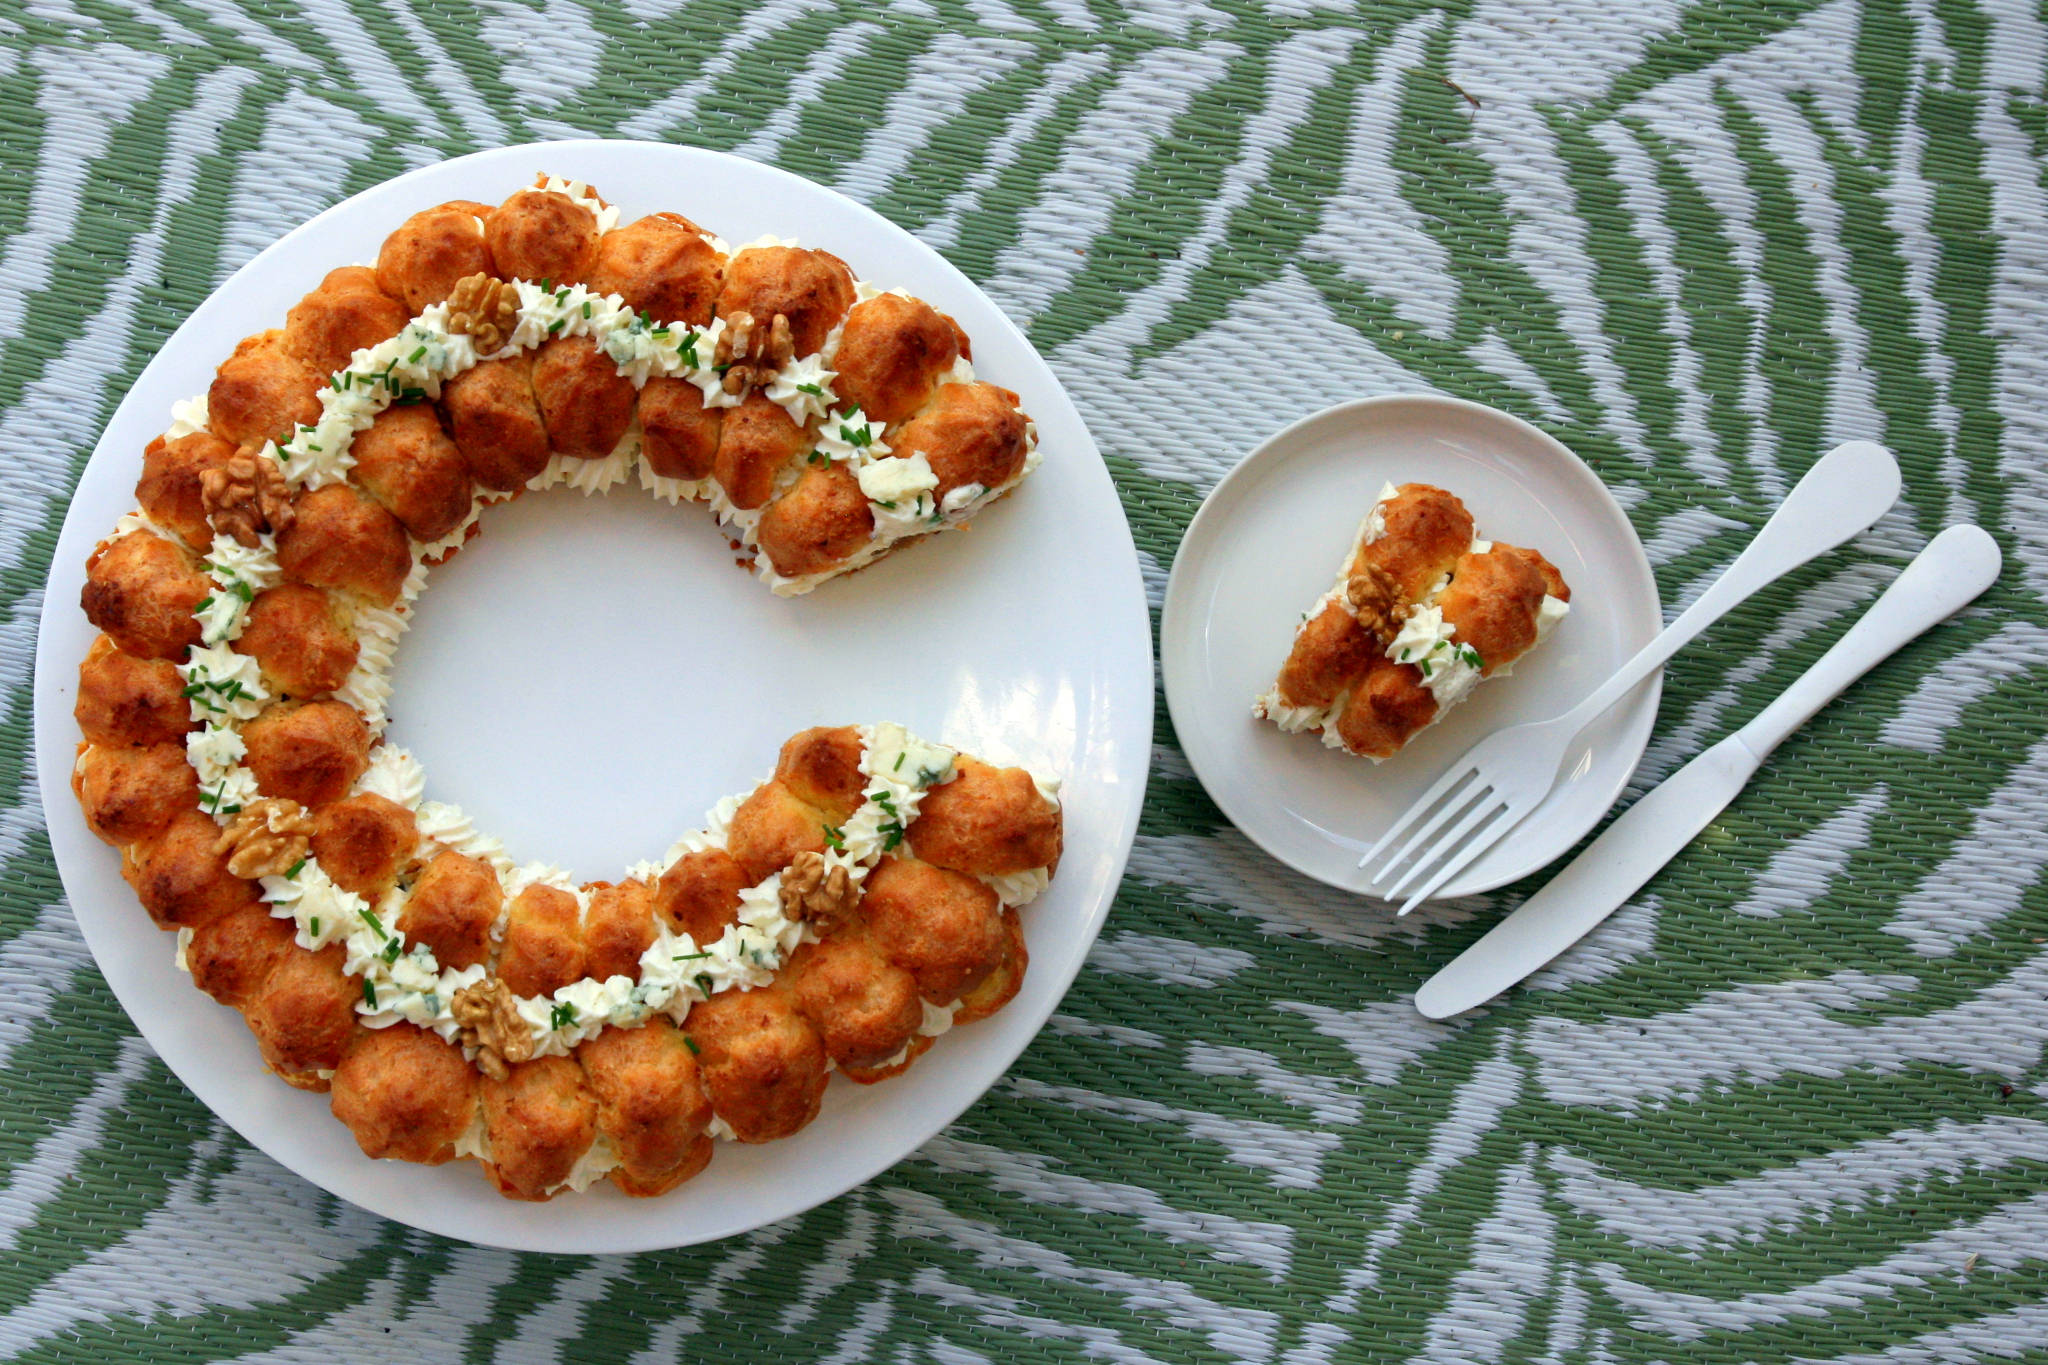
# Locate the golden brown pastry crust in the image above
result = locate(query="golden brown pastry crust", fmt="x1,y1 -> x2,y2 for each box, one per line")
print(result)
233,583 -> 357,698
786,929 -> 922,1071
482,1055 -> 598,1200
486,187 -> 599,288
756,464 -> 875,580
82,531 -> 208,662
688,985 -> 828,1143
398,850 -> 501,971
376,201 -> 497,313
1333,655 -> 1440,760
774,726 -> 868,820
578,1019 -> 713,1197
73,742 -> 198,847
208,331 -> 322,451
833,293 -> 966,424
309,794 -> 418,898
952,906 -> 1028,1026
725,778 -> 832,884
120,809 -> 260,930
636,376 -> 721,481
498,884 -> 587,999
893,381 -> 1030,498
717,245 -> 854,356
285,267 -> 410,378
712,391 -> 809,511
331,1023 -> 478,1165
862,857 -> 1008,1002
245,941 -> 359,1087
910,757 -> 1063,876
76,634 -> 191,749
136,431 -> 239,550
1275,601 -> 1377,712
532,335 -> 636,459
241,700 -> 370,809
654,848 -> 747,945
1434,546 -> 1551,677
441,353 -> 552,491
275,483 -> 411,607
587,214 -> 723,326
1352,484 -> 1476,609
348,405 -> 473,543
1267,483 -> 1571,759
185,901 -> 298,1009
583,879 -> 656,983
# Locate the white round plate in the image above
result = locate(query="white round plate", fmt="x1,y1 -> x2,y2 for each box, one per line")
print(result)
1160,394 -> 1660,899
33,140 -> 1153,1253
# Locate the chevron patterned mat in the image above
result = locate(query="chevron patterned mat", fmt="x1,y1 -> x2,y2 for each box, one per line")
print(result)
3,1 -> 2046,1361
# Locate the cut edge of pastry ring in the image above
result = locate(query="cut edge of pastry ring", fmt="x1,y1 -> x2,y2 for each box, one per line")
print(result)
80,175 -> 1062,1199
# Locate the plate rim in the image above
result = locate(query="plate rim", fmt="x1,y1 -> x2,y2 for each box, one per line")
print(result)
1159,390 -> 1662,899
32,137 -> 1154,1253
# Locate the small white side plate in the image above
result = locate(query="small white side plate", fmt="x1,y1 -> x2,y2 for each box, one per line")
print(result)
1160,394 -> 1662,899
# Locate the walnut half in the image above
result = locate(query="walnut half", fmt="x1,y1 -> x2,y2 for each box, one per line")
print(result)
212,797 -> 315,880
445,272 -> 519,354
451,977 -> 534,1082
200,447 -> 295,549
779,851 -> 857,925
1345,562 -> 1411,643
714,311 -> 794,396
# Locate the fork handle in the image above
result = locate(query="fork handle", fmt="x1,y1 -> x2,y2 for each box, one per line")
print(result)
1557,441 -> 1901,736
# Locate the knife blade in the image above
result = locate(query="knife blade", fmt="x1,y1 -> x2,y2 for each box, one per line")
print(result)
1414,523 -> 2003,1021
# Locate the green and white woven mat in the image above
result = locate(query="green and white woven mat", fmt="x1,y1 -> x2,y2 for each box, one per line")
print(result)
4,1 -> 2045,1360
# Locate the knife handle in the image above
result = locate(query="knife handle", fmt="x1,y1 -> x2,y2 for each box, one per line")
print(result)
1735,524 -> 2002,760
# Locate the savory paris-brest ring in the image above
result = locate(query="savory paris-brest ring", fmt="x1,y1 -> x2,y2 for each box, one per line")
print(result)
1255,482 -> 1571,759
71,174 -> 1063,1201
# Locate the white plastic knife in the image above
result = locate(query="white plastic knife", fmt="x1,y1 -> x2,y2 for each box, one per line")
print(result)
1414,523 -> 2003,1021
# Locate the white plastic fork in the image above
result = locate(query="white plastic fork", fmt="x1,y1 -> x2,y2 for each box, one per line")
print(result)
1358,440 -> 1903,913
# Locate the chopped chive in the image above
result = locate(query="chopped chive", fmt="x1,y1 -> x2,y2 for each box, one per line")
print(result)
381,938 -> 402,963
309,915 -> 320,938
683,1034 -> 700,1056
797,382 -> 823,396
286,858 -> 307,880
671,951 -> 711,962
362,979 -> 377,1009
361,907 -> 386,939
893,753 -> 905,772
547,318 -> 566,334
408,345 -> 427,363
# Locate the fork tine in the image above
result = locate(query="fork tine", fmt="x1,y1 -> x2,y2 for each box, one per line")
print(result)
1365,772 -> 1489,890
1359,762 -> 1482,875
1381,792 -> 1506,902
1395,801 -> 1529,915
